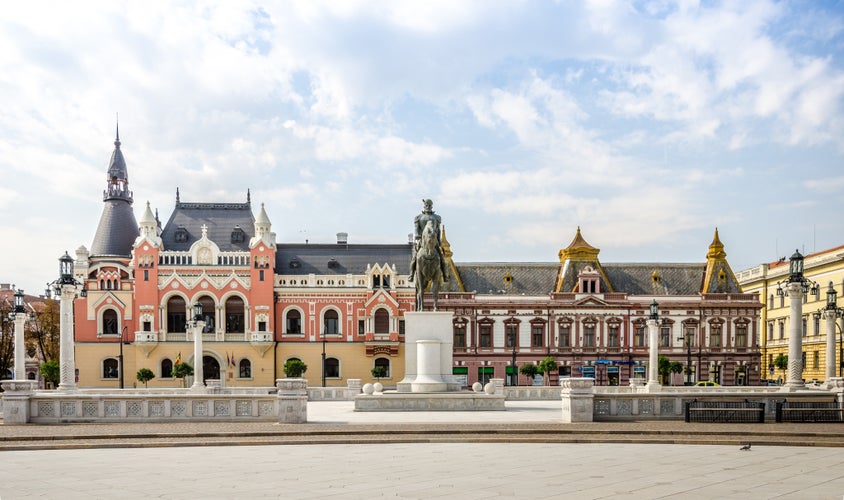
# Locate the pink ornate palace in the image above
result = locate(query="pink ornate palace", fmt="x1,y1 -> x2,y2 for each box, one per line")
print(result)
70,132 -> 761,388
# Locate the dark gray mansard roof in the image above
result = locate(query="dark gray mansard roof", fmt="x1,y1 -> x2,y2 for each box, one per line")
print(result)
90,199 -> 140,258
451,262 -> 708,296
161,201 -> 255,252
450,263 -> 559,295
276,244 -> 413,275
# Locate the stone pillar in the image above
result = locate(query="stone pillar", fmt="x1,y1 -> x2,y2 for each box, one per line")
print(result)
346,379 -> 362,400
412,340 -> 446,392
191,320 -> 206,391
491,377 -> 505,395
825,310 -> 838,382
0,380 -> 37,424
58,285 -> 78,392
13,312 -> 27,381
560,377 -> 594,423
277,378 -> 308,423
646,318 -> 661,392
786,282 -> 805,389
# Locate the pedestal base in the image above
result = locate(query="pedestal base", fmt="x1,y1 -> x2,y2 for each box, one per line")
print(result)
354,391 -> 505,411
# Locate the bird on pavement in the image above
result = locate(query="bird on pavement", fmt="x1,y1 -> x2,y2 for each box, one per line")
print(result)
740,443 -> 751,451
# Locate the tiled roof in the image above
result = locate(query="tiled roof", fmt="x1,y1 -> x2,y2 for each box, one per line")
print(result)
277,244 -> 413,275
451,263 -> 559,295
90,200 -> 139,258
160,202 -> 255,252
603,263 -> 706,295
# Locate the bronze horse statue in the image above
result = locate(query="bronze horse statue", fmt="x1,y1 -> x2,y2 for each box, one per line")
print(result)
414,221 -> 442,311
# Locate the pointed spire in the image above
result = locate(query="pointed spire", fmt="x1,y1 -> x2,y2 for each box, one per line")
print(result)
558,226 -> 600,262
707,227 -> 726,260
176,187 -> 180,204
247,189 -> 251,205
114,115 -> 120,148
255,202 -> 270,225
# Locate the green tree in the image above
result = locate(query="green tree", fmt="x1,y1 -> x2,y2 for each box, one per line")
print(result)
773,354 -> 788,382
658,355 -> 674,385
537,356 -> 558,386
29,298 -> 60,363
283,359 -> 308,378
669,361 -> 683,385
39,360 -> 60,388
371,365 -> 387,381
172,362 -> 193,388
136,367 -> 155,388
519,363 -> 538,384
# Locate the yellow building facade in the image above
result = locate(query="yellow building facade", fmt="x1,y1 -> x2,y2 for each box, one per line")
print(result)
737,245 -> 844,383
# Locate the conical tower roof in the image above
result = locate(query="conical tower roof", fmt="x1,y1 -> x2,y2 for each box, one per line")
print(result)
91,127 -> 138,258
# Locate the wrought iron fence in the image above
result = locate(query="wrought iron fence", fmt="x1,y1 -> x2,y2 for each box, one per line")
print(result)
775,400 -> 844,423
685,399 -> 765,423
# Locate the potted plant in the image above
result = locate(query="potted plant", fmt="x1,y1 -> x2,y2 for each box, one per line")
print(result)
283,359 -> 308,378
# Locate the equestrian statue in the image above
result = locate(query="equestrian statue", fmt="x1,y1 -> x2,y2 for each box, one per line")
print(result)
409,199 -> 449,311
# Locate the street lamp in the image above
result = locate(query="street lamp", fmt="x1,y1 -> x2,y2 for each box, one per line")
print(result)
47,252 -> 87,392
677,329 -> 694,386
776,250 -> 819,388
823,282 -> 844,378
322,326 -> 327,388
117,326 -> 128,389
189,302 -> 205,390
646,300 -> 660,390
511,340 -> 517,387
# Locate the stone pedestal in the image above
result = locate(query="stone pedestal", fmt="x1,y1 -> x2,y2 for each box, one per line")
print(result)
411,340 -> 447,392
397,311 -> 454,393
0,380 -> 37,425
277,378 -> 308,423
560,378 -> 594,423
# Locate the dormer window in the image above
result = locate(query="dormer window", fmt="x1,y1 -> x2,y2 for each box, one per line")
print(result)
327,258 -> 338,269
231,226 -> 245,243
174,226 -> 188,243
578,266 -> 600,294
289,259 -> 300,269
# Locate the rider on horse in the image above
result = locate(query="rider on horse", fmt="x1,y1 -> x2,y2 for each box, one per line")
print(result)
409,199 -> 448,283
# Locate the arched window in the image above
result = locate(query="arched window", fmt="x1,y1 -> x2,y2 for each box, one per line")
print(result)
374,309 -> 390,334
324,357 -> 340,378
239,359 -> 252,378
161,358 -> 173,378
102,309 -> 118,335
374,357 -> 390,378
286,309 -> 301,334
198,296 -> 215,333
324,310 -> 339,335
225,296 -> 245,333
102,358 -> 119,379
166,296 -> 187,333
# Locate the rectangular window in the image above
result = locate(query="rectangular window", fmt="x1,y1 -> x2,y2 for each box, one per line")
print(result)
531,325 -> 543,347
659,327 -> 671,347
358,320 -> 365,336
607,326 -> 619,347
258,321 -> 266,332
780,295 -> 785,307
558,366 -> 572,378
478,366 -> 494,385
398,320 -> 405,336
802,318 -> 807,337
710,326 -> 722,347
558,325 -> 570,347
767,323 -> 773,341
506,324 -> 517,348
813,315 -> 820,336
144,269 -> 149,281
479,324 -> 492,347
454,325 -> 466,348
768,295 -> 774,309
813,351 -> 819,370
583,325 -> 595,347
735,325 -> 747,347
634,327 -> 646,347
684,327 -> 696,346
143,321 -> 152,332
779,322 -> 784,340
259,270 -> 265,281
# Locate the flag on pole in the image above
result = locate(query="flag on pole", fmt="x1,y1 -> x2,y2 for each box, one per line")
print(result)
175,352 -> 181,365
230,352 -> 236,367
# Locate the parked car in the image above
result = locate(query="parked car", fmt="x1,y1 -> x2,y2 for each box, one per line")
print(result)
695,381 -> 720,387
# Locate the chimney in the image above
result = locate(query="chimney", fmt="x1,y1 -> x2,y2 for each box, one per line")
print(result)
337,232 -> 348,245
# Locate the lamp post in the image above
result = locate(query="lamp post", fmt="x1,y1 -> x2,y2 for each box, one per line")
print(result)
189,302 -> 205,390
646,299 -> 661,391
677,329 -> 693,386
511,340 -> 518,387
9,288 -> 28,381
47,252 -> 87,392
322,326 -> 327,388
823,282 -> 843,381
118,326 -> 128,389
777,250 -> 819,389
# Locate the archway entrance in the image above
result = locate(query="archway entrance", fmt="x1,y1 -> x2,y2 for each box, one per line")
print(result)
203,355 -> 220,382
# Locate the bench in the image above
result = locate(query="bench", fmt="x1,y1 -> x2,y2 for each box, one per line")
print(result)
775,400 -> 844,423
685,399 -> 765,423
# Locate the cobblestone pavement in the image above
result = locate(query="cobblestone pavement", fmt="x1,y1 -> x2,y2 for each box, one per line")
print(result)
2,401 -> 844,498
1,442 -> 843,499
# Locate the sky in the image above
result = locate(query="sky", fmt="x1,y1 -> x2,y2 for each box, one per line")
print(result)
1,1 -> 843,296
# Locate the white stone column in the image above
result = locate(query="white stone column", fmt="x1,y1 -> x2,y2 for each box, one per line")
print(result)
13,312 -> 27,380
58,285 -> 78,392
786,282 -> 805,388
191,320 -> 206,390
560,377 -> 594,423
646,318 -> 661,391
825,310 -> 838,381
